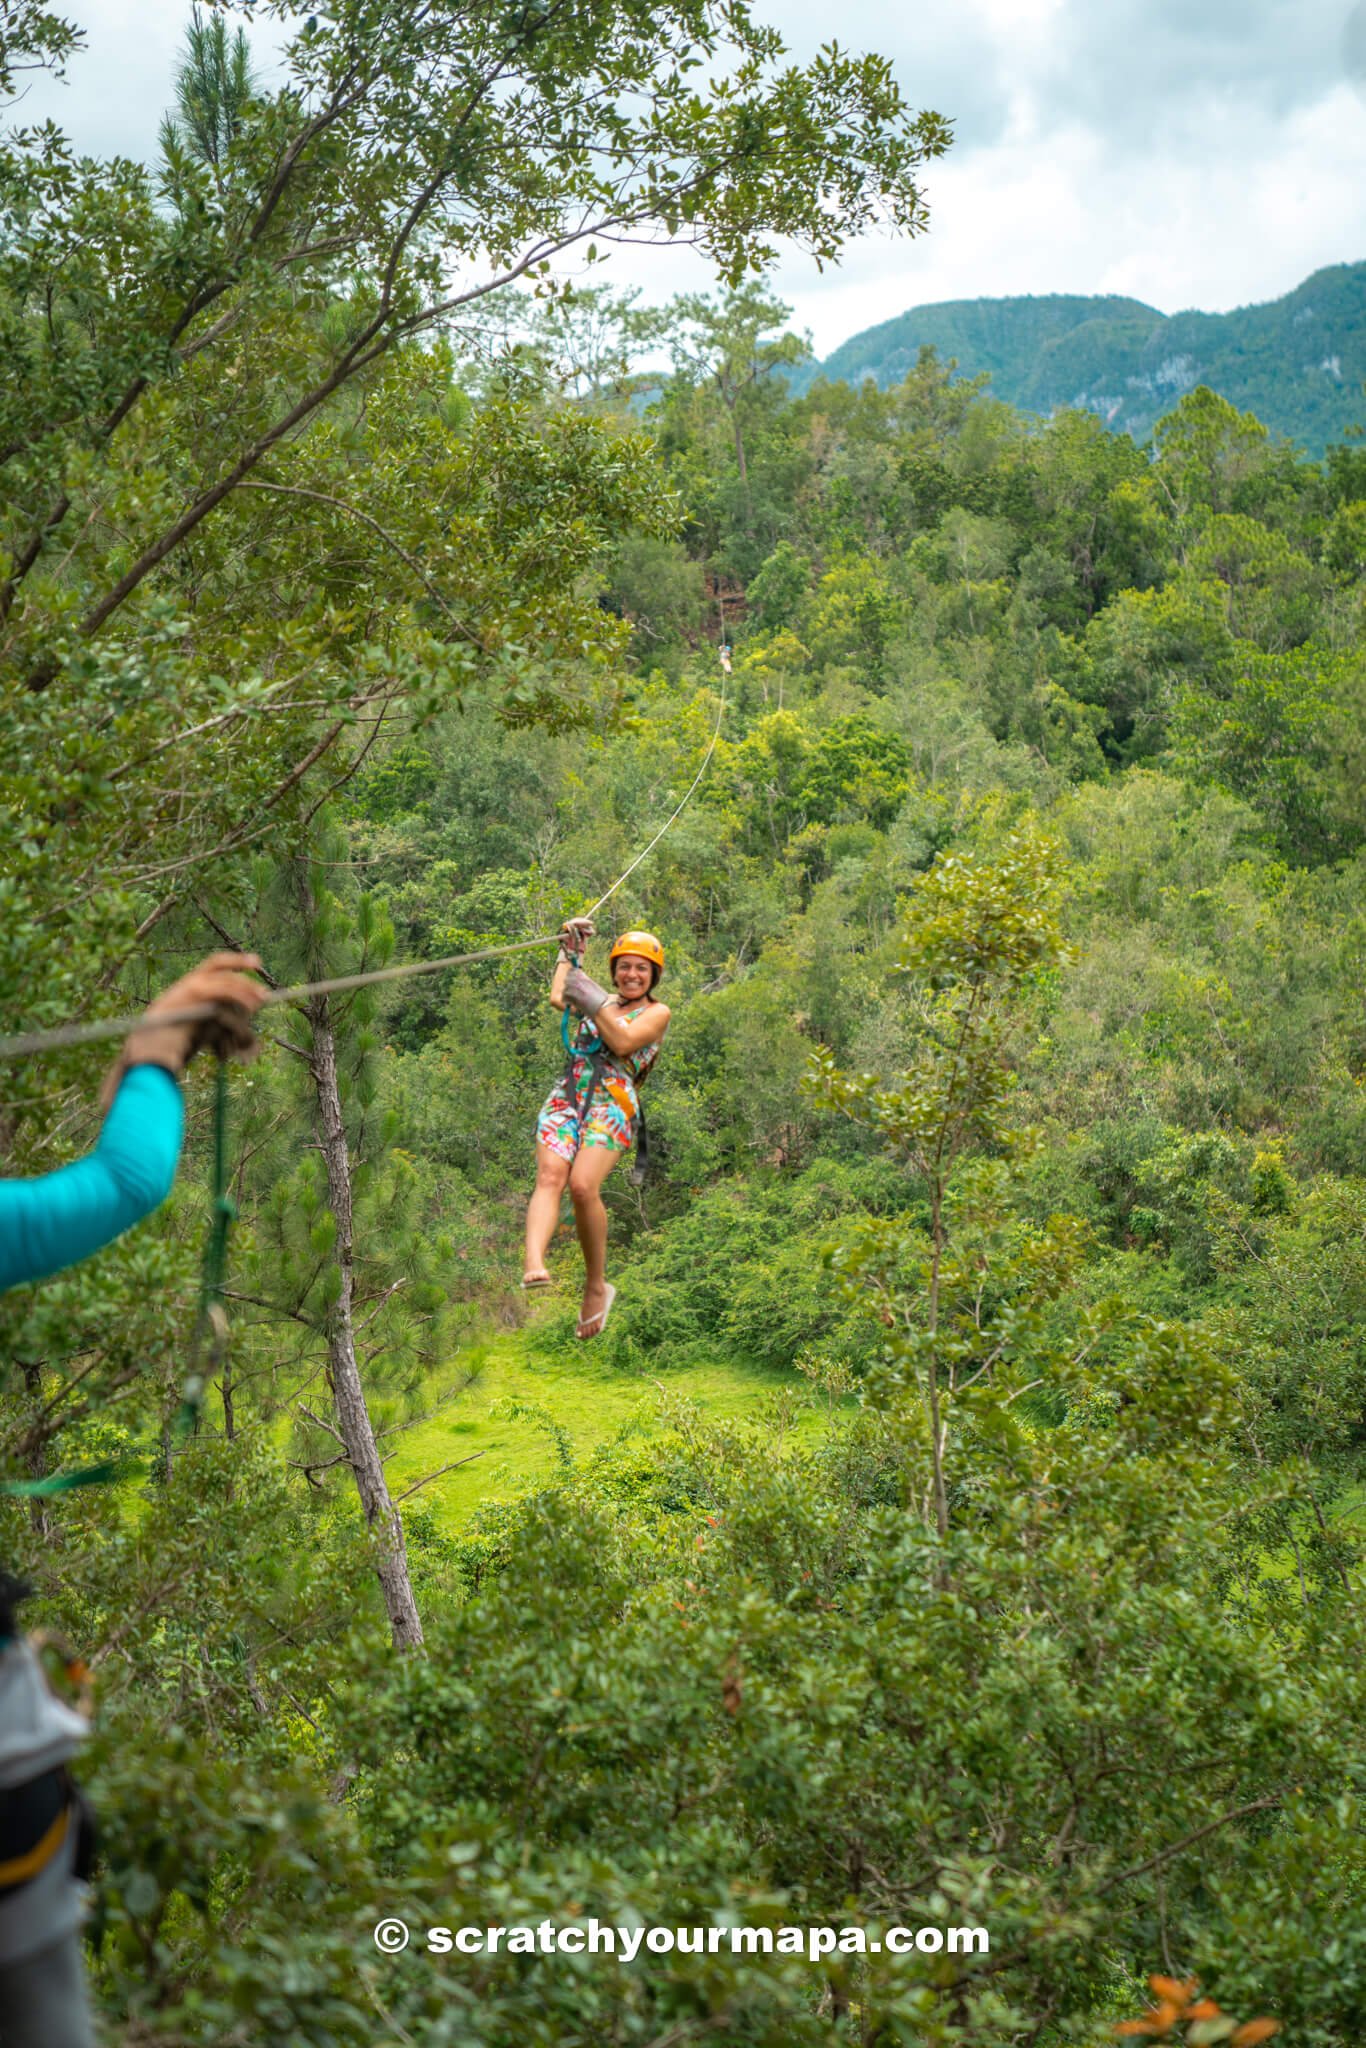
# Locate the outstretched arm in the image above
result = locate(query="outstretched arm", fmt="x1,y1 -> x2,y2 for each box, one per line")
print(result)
0,1066 -> 185,1292
0,951 -> 266,1295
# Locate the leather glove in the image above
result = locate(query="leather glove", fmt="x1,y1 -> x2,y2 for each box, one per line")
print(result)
563,964 -> 611,1020
100,953 -> 267,1110
558,916 -> 596,963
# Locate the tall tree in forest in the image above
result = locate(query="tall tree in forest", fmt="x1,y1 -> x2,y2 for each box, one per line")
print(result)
215,828 -> 461,1648
666,285 -> 813,544
809,822 -> 1072,1537
293,866 -> 424,1648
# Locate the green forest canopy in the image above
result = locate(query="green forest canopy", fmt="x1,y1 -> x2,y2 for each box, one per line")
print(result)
3,5 -> 1366,2043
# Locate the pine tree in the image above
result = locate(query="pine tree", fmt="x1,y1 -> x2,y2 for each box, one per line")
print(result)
223,821 -> 461,1649
158,7 -> 258,195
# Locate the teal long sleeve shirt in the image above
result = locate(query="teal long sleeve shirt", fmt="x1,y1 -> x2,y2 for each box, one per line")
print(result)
0,1065 -> 185,1295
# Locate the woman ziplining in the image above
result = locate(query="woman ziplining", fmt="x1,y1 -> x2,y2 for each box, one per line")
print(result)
523,919 -> 670,1339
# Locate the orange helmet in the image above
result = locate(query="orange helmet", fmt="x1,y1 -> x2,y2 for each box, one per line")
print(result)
609,929 -> 665,980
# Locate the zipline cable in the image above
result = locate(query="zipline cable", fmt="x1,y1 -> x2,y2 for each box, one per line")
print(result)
0,936 -> 563,1060
579,664 -> 727,923
0,670 -> 728,1064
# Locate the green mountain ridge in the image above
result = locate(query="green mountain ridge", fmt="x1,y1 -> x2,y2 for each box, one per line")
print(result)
792,261 -> 1366,453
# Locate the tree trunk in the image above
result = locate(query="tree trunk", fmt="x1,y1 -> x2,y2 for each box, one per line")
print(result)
730,403 -> 752,533
305,986 -> 424,1650
925,1187 -> 950,1542
20,1362 -> 51,1540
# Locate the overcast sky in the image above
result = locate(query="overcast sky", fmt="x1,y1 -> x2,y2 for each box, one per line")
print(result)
15,0 -> 1366,356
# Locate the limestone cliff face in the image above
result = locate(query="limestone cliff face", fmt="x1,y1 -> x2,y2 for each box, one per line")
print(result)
792,262 -> 1366,454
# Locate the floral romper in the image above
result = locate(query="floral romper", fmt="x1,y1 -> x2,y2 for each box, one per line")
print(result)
535,1005 -> 661,1161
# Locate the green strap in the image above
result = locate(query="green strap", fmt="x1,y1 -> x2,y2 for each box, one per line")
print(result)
1,1463 -> 123,1498
2,1058 -> 236,1497
176,1056 -> 236,1430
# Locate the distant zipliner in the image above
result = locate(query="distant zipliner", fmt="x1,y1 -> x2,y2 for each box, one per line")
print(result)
523,923 -> 670,1340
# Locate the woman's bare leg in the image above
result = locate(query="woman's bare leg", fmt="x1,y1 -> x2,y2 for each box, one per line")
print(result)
524,1145 -> 572,1282
568,1141 -> 621,1334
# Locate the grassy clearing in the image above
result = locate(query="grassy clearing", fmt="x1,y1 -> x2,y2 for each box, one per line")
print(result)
384,1320 -> 828,1533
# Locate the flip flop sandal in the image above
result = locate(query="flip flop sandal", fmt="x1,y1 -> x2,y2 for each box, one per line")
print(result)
522,1272 -> 553,1290
576,1283 -> 617,1341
